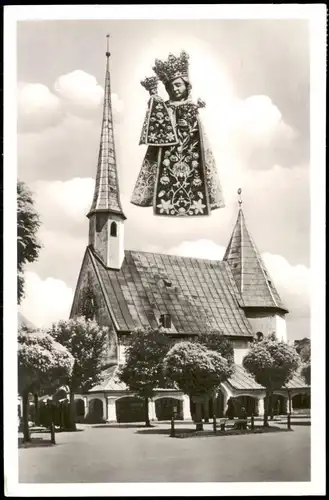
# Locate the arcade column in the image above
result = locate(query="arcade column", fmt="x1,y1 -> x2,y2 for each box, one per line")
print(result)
257,397 -> 265,416
182,395 -> 192,420
106,397 -> 117,423
149,400 -> 157,421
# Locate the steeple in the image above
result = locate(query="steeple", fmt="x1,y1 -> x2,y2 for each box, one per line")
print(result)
87,36 -> 126,270
224,189 -> 288,314
87,35 -> 125,219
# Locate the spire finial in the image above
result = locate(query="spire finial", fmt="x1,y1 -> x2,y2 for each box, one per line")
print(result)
237,188 -> 243,207
106,34 -> 111,58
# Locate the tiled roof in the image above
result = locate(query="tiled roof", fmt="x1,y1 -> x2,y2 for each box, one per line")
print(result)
227,364 -> 265,390
227,365 -> 310,392
89,247 -> 254,338
285,371 -> 310,390
90,365 -> 127,392
90,363 -> 309,394
18,312 -> 36,330
88,54 -> 125,218
223,209 -> 288,312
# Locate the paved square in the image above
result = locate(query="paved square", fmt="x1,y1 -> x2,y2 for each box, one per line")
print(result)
19,423 -> 310,483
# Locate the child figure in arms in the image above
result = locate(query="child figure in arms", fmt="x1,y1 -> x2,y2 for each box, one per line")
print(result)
131,51 -> 225,217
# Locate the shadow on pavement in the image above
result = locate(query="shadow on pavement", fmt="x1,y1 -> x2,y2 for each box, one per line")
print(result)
135,427 -> 193,435
92,424 -> 155,429
18,437 -> 56,449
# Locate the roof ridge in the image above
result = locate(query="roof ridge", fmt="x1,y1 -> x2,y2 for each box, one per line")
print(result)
127,248 -> 224,263
240,210 -> 279,307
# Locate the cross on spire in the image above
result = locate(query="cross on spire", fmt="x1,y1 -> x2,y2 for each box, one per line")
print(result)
237,188 -> 243,208
106,34 -> 111,58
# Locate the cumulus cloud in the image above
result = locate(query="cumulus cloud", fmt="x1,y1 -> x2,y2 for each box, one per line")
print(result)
54,70 -> 103,106
18,70 -> 124,133
167,239 -> 225,261
27,163 -> 309,271
263,252 -> 310,313
18,82 -> 65,132
54,70 -> 103,120
232,95 -> 296,143
32,177 -> 94,223
19,271 -> 74,328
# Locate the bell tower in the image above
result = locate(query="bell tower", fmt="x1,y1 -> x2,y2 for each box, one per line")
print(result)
224,189 -> 289,345
87,35 -> 126,270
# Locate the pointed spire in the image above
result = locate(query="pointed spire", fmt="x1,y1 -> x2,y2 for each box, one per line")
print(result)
224,189 -> 288,313
87,35 -> 126,219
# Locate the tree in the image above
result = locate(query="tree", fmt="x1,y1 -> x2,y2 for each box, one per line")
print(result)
17,180 -> 42,304
18,326 -> 74,442
196,331 -> 234,362
301,363 -> 311,386
243,334 -> 300,427
117,327 -> 173,427
294,337 -> 311,387
294,338 -> 311,363
164,341 -> 234,431
46,317 -> 110,430
194,331 -> 234,421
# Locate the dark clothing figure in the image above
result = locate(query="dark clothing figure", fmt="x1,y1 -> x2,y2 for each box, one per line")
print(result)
239,406 -> 247,419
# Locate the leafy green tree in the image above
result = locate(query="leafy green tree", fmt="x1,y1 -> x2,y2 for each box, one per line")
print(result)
17,180 -> 42,304
196,331 -> 234,363
46,317 -> 110,430
117,327 -> 173,427
294,338 -> 311,363
243,334 -> 300,427
301,363 -> 311,386
194,331 -> 234,421
18,326 -> 74,442
164,341 -> 234,431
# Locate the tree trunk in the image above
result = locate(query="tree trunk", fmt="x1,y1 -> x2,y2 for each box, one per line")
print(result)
34,393 -> 39,426
203,395 -> 210,423
22,390 -> 31,442
66,391 -> 77,431
263,390 -> 271,427
195,401 -> 203,431
269,393 -> 275,420
144,397 -> 151,427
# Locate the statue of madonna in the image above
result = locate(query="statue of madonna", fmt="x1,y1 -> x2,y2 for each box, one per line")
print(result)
131,51 -> 225,217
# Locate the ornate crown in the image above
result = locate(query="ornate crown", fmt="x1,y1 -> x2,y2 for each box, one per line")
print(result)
140,76 -> 159,92
153,50 -> 189,84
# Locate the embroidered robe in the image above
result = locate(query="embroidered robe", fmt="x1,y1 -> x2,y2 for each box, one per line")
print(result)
131,98 -> 225,217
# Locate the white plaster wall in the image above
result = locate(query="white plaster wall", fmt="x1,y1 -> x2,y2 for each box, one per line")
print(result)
232,339 -> 250,365
118,343 -> 126,365
246,312 -> 287,342
108,218 -> 125,269
274,314 -> 287,343
233,348 -> 250,365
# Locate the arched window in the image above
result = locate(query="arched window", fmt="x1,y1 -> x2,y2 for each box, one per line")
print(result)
110,221 -> 117,237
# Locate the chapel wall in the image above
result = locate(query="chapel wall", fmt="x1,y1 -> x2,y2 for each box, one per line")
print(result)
70,252 -> 119,366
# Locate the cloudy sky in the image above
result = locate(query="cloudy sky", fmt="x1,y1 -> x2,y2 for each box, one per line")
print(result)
17,18 -> 311,341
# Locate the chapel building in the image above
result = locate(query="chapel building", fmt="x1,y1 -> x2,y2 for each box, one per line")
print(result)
69,46 -> 309,424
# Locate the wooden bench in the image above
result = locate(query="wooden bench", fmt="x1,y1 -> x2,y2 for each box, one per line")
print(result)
233,419 -> 248,430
